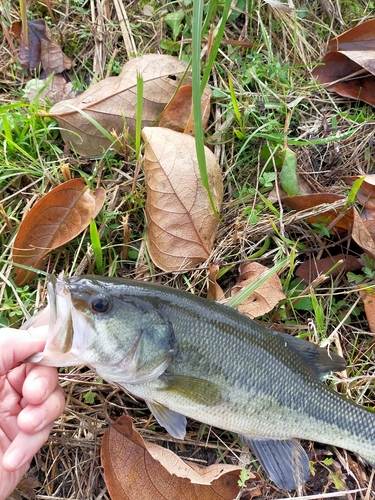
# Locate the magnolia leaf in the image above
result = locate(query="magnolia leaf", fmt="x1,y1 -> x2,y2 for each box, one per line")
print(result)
231,262 -> 285,319
13,178 -> 105,284
142,127 -> 223,272
101,415 -> 246,500
48,54 -> 188,156
343,174 -> 375,208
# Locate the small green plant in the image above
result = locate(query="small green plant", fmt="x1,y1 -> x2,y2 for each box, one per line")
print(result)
238,468 -> 251,487
83,388 -> 96,404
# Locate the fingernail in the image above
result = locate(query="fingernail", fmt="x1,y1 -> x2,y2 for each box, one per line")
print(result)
3,448 -> 26,471
35,377 -> 49,400
25,407 -> 47,431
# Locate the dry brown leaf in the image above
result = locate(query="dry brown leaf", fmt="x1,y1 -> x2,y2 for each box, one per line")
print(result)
158,84 -> 212,136
283,194 -> 375,259
26,75 -> 77,104
207,263 -> 225,301
282,193 -> 352,230
359,288 -> 375,333
231,262 -> 285,319
14,19 -> 73,75
312,19 -> 375,107
101,415 -> 245,500
351,207 -> 375,260
142,127 -> 223,272
295,254 -> 362,284
13,178 -> 105,285
15,477 -> 41,499
49,54 -> 188,156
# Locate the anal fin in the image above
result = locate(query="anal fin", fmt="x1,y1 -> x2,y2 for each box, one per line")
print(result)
240,434 -> 310,491
147,401 -> 187,440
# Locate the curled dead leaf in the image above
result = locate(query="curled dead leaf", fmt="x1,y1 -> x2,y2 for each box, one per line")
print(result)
14,19 -> 73,75
231,262 -> 285,319
142,127 -> 223,272
49,54 -> 188,156
101,415 -> 246,500
351,207 -> 375,260
13,178 -> 105,285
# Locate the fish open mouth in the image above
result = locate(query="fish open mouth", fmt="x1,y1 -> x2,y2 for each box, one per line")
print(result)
22,275 -> 74,364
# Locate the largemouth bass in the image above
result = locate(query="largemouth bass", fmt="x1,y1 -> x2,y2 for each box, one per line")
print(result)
22,275 -> 375,491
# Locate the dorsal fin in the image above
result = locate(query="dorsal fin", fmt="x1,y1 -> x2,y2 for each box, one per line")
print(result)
275,331 -> 346,379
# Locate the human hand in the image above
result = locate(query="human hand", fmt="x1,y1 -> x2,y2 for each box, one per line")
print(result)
0,328 -> 65,500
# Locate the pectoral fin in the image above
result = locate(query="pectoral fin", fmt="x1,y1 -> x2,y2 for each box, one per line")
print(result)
147,401 -> 187,439
161,373 -> 222,405
240,435 -> 310,491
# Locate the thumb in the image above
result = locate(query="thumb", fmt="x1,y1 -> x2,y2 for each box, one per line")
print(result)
0,328 -> 47,376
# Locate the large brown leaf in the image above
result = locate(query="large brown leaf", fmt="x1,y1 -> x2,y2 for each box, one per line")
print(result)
48,54 -> 188,156
142,127 -> 223,272
312,19 -> 375,107
13,178 -> 105,284
101,415 -> 246,500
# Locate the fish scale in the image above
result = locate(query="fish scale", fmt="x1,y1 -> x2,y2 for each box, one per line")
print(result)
23,275 -> 375,491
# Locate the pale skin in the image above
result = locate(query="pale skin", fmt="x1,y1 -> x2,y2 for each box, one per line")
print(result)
0,328 -> 65,500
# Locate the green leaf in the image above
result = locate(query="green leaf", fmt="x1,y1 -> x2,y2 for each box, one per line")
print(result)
165,10 -> 185,40
83,389 -> 96,404
279,146 -> 302,196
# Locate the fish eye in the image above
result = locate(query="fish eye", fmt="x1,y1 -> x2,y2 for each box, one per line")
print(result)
90,295 -> 111,314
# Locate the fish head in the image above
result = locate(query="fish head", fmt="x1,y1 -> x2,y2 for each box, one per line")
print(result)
24,275 -> 176,384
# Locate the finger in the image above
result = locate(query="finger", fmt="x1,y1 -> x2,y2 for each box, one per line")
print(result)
22,365 -> 60,405
2,421 -> 55,472
0,329 -> 47,376
17,385 -> 65,435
